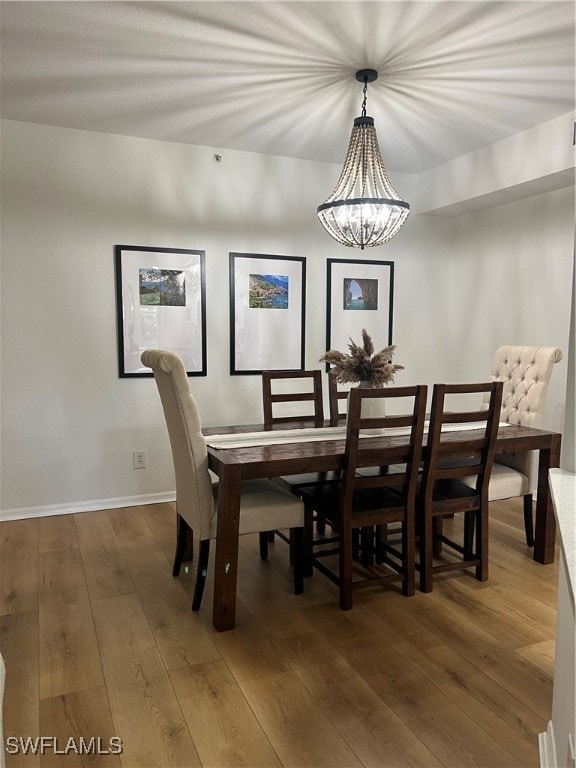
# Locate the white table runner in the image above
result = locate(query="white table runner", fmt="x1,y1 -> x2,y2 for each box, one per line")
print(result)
206,422 -> 509,449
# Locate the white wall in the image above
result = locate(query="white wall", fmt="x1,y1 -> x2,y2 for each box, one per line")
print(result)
0,119 -> 572,517
448,187 -> 573,444
0,120 -> 453,515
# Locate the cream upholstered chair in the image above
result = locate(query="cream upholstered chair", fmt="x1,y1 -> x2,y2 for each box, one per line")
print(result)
466,345 -> 562,546
141,349 -> 305,610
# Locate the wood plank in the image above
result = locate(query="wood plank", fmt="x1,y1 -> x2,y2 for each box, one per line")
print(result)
120,537 -> 220,670
515,639 -> 556,677
170,659 -> 282,767
213,615 -> 294,682
215,617 -> 363,766
490,558 -> 558,605
350,643 -> 521,767
0,610 -> 40,767
239,533 -> 337,608
0,518 -> 38,615
2,700 -> 40,767
489,498 -> 535,536
434,578 -> 552,648
79,537 -> 134,603
75,511 -> 135,602
394,640 -> 546,766
39,515 -> 79,553
231,669 -> 363,767
140,502 -> 177,542
106,507 -> 154,543
486,516 -> 559,584
91,593 -> 201,768
234,543 -> 314,638
156,537 -> 177,568
352,591 -> 446,651
74,510 -> 117,543
306,603 -> 522,767
410,601 -> 553,720
39,549 -> 104,699
39,686 -> 121,768
280,633 -> 443,768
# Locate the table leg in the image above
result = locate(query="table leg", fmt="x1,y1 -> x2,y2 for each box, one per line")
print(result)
212,464 -> 242,631
533,433 -> 562,564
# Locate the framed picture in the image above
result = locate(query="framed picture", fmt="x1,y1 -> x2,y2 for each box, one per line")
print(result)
326,258 -> 394,367
115,245 -> 206,377
230,252 -> 306,374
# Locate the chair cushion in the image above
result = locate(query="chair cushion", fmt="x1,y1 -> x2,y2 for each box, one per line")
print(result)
299,481 -> 406,526
461,462 -> 530,500
210,479 -> 304,537
486,462 -> 530,500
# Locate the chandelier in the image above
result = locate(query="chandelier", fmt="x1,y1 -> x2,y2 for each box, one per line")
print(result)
317,69 -> 410,249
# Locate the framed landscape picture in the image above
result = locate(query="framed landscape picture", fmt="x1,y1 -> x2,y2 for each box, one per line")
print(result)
326,258 -> 394,368
230,252 -> 306,374
115,245 -> 206,377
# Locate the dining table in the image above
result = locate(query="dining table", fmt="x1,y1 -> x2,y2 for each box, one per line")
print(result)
204,421 -> 562,632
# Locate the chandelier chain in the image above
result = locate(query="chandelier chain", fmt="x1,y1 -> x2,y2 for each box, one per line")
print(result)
361,78 -> 368,118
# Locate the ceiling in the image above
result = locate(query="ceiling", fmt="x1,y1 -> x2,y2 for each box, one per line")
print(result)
1,0 -> 574,174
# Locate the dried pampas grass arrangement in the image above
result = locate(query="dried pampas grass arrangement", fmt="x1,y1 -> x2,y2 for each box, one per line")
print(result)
320,329 -> 404,388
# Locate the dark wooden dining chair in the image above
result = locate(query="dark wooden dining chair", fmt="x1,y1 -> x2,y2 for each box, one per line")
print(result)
298,385 -> 427,610
417,381 -> 503,592
262,369 -> 324,429
261,369 -> 337,554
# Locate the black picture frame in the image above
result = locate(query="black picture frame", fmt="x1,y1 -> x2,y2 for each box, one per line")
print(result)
115,244 -> 207,378
230,252 -> 306,374
326,258 -> 394,369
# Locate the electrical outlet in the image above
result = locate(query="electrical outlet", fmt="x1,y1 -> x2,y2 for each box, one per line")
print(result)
133,450 -> 147,469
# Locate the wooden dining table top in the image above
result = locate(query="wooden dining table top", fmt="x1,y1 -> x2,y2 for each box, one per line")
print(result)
205,421 -> 560,475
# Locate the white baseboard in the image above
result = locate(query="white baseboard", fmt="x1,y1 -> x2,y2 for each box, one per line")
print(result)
0,491 -> 177,522
539,722 -> 557,768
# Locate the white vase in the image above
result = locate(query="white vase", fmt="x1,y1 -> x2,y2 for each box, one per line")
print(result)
351,382 -> 387,435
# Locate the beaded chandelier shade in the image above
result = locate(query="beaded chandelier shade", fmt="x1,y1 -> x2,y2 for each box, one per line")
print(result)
317,70 -> 410,249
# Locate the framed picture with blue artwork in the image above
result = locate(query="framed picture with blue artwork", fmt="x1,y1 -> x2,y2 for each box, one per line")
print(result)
325,258 -> 394,370
115,244 -> 206,377
230,252 -> 306,374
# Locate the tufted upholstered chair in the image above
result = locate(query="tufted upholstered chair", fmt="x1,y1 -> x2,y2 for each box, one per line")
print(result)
141,349 -> 305,610
465,345 -> 562,546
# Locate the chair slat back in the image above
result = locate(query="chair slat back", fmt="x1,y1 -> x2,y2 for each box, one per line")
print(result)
327,372 -> 350,426
262,370 -> 324,430
421,382 -> 503,502
339,385 -> 428,519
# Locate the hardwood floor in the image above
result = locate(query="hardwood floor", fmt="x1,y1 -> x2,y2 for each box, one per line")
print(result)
0,499 -> 558,767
